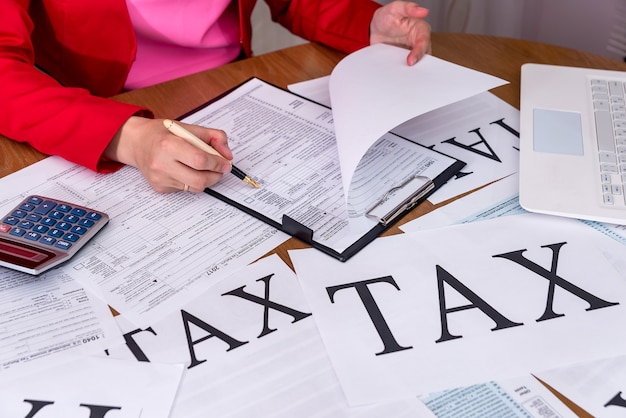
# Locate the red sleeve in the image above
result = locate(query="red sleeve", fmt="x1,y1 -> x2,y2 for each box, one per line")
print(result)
0,0 -> 151,174
264,0 -> 381,54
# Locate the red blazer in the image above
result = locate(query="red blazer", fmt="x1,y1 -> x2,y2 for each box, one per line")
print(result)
0,0 -> 379,173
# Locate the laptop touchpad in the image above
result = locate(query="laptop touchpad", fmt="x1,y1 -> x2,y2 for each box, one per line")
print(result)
533,108 -> 584,155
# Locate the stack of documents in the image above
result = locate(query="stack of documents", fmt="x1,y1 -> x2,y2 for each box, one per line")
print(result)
4,44 -> 623,417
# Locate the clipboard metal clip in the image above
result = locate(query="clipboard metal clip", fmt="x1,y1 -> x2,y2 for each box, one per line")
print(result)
365,175 -> 434,226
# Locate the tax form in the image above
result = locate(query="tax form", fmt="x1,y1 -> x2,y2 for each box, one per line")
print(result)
179,44 -> 507,259
0,156 -> 289,328
0,265 -> 121,375
184,80 -> 456,255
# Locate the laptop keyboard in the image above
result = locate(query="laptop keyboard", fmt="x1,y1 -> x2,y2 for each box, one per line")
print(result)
592,78 -> 626,206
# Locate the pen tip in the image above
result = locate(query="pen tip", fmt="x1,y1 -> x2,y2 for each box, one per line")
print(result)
244,177 -> 261,188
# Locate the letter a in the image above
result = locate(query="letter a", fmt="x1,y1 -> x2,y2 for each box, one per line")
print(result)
605,391 -> 626,408
436,265 -> 523,343
181,309 -> 248,368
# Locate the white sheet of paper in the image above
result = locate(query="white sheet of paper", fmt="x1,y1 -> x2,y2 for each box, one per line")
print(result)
290,78 -> 520,206
104,254 -> 434,418
536,356 -> 626,417
0,356 -> 183,418
328,45 -> 508,196
400,173 -> 524,232
290,213 -> 626,405
0,266 -> 122,377
0,156 -> 288,328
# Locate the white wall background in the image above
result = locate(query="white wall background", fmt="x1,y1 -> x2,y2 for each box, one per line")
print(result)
251,0 -> 626,62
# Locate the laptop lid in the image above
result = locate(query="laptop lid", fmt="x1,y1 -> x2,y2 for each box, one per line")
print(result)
519,63 -> 626,225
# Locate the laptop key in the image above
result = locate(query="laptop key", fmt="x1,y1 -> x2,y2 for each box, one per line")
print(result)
595,110 -> 616,152
609,80 -> 624,97
599,151 -> 616,164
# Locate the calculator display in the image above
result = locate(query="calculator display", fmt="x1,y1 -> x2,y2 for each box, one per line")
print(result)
0,237 -> 56,268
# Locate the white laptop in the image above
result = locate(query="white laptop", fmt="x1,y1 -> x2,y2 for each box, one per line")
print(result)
519,63 -> 626,225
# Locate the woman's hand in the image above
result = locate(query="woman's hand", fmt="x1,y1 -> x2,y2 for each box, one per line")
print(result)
370,1 -> 432,66
105,116 -> 233,193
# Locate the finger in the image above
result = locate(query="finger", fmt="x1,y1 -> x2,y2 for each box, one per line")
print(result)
403,2 -> 430,19
161,127 -> 231,174
180,123 -> 234,161
407,49 -> 421,66
207,131 -> 234,161
174,159 -> 228,192
178,140 -> 232,174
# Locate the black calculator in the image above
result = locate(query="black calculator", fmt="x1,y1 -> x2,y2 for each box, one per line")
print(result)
0,195 -> 109,275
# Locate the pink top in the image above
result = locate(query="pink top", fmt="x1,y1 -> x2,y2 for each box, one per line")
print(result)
124,0 -> 241,89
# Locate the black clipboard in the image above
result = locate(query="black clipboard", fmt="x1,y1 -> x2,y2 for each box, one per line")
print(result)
178,77 -> 466,262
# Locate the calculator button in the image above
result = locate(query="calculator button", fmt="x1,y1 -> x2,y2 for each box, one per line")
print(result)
18,221 -> 34,229
9,228 -> 26,237
56,222 -> 71,231
20,203 -> 36,211
34,200 -> 56,215
25,232 -> 41,241
55,241 -> 72,250
48,229 -> 63,238
71,208 -> 87,217
78,219 -> 95,228
41,218 -> 56,226
11,210 -> 27,218
70,226 -> 87,235
86,212 -> 103,221
40,236 -> 56,245
0,224 -> 10,233
26,214 -> 42,222
33,225 -> 49,234
27,196 -> 44,205
3,217 -> 18,225
49,211 -> 64,219
63,214 -> 79,223
56,204 -> 71,213
63,233 -> 80,242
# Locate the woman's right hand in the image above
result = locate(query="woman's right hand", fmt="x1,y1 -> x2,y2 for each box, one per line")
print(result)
104,116 -> 234,193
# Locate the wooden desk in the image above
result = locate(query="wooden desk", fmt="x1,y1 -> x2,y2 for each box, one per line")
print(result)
6,33 -> 626,180
2,33 -> 626,415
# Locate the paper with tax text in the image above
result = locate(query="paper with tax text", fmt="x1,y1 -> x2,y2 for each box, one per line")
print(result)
103,254 -> 435,418
103,253 -> 573,418
290,213 -> 626,405
0,156 -> 289,329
